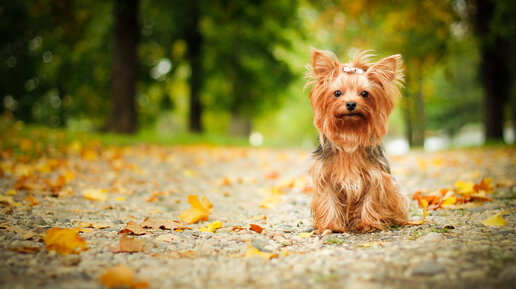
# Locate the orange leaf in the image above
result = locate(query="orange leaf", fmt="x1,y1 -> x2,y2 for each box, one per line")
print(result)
265,171 -> 279,179
25,194 -> 39,206
44,228 -> 88,255
99,264 -> 148,289
249,224 -> 264,234
178,195 -> 213,224
118,221 -> 147,235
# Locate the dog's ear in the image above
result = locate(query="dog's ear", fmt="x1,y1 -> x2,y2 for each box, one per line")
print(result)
367,54 -> 404,86
311,48 -> 340,77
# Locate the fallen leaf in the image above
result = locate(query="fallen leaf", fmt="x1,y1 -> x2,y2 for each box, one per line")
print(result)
118,221 -> 147,235
455,180 -> 475,195
26,194 -> 39,206
249,224 -> 264,234
199,220 -> 223,232
140,218 -> 189,230
99,264 -> 148,289
0,195 -> 22,207
44,227 -> 88,255
298,232 -> 314,238
77,222 -> 110,229
110,235 -> 145,253
408,198 -> 428,226
359,241 -> 387,248
265,171 -> 279,179
10,246 -> 41,254
232,226 -> 245,231
83,188 -> 108,201
481,210 -> 509,227
260,187 -> 284,209
441,196 -> 457,206
178,195 -> 213,224
6,189 -> 16,195
246,244 -> 278,260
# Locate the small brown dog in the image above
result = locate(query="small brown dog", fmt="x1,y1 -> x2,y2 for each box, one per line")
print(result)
306,48 -> 409,233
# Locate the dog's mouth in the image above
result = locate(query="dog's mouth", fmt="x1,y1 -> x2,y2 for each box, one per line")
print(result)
337,113 -> 363,118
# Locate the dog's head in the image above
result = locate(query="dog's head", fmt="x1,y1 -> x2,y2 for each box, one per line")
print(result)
306,48 -> 404,152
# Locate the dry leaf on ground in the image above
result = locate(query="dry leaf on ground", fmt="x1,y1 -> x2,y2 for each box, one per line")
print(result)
481,210 -> 509,227
178,195 -> 213,224
199,220 -> 223,232
99,264 -> 148,289
246,244 -> 278,260
249,224 -> 264,234
140,218 -> 189,230
0,195 -> 21,207
10,246 -> 41,254
44,227 -> 88,255
260,187 -> 284,209
83,188 -> 108,201
118,221 -> 147,235
110,235 -> 146,253
25,194 -> 39,206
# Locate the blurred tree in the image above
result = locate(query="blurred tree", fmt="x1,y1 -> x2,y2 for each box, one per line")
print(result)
107,0 -> 139,133
469,0 -> 516,142
0,1 -> 39,122
202,0 -> 298,136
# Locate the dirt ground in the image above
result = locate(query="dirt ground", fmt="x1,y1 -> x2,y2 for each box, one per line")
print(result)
0,143 -> 515,289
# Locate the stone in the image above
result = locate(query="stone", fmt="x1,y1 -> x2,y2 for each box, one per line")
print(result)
411,261 -> 446,276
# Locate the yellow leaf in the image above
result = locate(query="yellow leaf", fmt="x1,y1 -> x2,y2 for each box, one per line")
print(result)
178,195 -> 213,224
199,220 -> 223,232
0,195 -> 22,207
441,196 -> 457,206
6,189 -> 16,195
83,188 -> 107,201
407,198 -> 428,226
99,264 -> 148,289
115,196 -> 126,202
298,232 -> 314,238
64,171 -> 75,182
44,228 -> 88,255
260,187 -> 284,209
455,180 -> 475,195
481,210 -> 509,227
245,245 -> 278,260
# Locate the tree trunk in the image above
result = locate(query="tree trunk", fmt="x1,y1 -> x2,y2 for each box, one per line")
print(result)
473,0 -> 510,141
107,0 -> 139,133
185,2 -> 203,133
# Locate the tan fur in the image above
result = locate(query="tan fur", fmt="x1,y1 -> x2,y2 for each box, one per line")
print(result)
306,48 -> 408,233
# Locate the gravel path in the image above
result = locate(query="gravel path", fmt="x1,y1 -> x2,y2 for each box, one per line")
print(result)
1,144 -> 515,289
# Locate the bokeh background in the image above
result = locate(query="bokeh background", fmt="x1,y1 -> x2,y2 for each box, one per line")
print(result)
1,0 -> 515,152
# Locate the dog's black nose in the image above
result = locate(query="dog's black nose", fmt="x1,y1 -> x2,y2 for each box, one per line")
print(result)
346,102 -> 356,111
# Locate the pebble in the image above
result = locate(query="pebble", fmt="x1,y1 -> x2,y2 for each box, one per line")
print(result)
411,261 -> 446,276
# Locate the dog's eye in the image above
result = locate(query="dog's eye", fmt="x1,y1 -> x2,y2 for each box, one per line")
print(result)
333,90 -> 342,97
360,91 -> 369,98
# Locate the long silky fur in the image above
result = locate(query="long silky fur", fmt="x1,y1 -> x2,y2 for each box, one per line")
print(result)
307,48 -> 408,233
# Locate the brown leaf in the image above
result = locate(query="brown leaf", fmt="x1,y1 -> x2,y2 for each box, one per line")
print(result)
249,224 -> 264,234
118,221 -> 147,235
140,218 -> 189,230
110,235 -> 145,253
10,246 -> 41,254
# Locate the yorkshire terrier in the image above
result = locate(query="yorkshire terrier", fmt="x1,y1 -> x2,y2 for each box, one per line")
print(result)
306,48 -> 409,233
